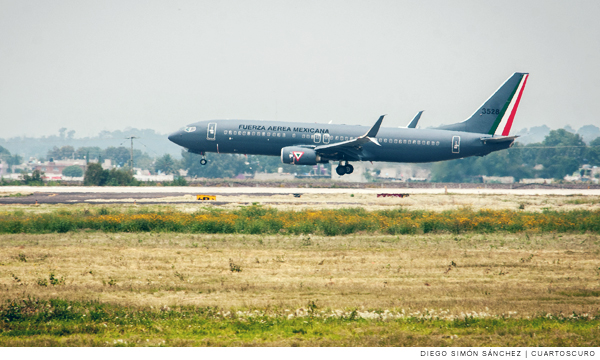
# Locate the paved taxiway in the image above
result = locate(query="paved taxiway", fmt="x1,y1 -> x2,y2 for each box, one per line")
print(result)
1,186 -> 600,195
0,186 -> 599,205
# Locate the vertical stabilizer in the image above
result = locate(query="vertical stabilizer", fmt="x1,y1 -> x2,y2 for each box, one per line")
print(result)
437,73 -> 529,134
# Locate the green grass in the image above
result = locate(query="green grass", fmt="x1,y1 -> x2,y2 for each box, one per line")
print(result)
0,298 -> 598,346
1,206 -> 600,235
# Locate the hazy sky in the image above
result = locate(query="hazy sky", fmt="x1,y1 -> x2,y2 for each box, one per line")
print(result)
1,0 -> 599,138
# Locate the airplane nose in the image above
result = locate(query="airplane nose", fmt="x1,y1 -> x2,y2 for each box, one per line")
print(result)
168,130 -> 184,145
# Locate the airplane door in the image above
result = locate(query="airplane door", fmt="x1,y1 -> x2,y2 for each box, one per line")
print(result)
207,123 -> 217,141
313,133 -> 321,143
452,136 -> 460,154
322,134 -> 330,144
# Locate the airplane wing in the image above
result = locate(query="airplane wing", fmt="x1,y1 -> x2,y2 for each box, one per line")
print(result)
314,115 -> 385,160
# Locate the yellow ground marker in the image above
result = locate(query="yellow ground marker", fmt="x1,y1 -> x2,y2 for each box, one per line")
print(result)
196,195 -> 216,201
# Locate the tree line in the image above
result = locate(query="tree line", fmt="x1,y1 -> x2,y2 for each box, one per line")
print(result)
431,130 -> 600,182
5,129 -> 600,183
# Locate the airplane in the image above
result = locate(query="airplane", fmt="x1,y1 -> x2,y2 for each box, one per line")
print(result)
168,73 -> 529,176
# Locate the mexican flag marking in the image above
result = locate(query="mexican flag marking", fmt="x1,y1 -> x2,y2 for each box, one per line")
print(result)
293,151 -> 304,162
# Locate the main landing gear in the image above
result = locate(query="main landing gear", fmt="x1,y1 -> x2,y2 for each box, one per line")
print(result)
335,161 -> 354,176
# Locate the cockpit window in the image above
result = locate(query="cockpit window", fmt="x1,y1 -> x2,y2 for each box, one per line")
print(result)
184,127 -> 196,133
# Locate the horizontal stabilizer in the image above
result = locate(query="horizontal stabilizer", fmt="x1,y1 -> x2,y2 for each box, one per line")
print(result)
480,135 -> 519,143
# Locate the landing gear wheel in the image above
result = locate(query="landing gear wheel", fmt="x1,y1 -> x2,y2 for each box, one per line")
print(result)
345,164 -> 354,174
200,159 -> 207,165
336,165 -> 346,176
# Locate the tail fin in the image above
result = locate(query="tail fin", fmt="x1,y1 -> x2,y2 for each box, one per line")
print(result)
437,73 -> 529,134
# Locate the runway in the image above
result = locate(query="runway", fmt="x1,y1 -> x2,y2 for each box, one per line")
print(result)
1,185 -> 599,205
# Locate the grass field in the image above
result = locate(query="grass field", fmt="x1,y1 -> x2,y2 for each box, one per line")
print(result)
1,206 -> 600,235
1,230 -> 599,346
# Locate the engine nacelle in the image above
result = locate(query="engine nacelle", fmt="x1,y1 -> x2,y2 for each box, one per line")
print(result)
281,146 -> 320,165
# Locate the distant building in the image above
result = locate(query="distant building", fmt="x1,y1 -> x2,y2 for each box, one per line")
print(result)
519,178 -> 554,184
482,176 -> 515,184
134,173 -> 174,182
33,159 -> 87,177
101,159 -> 113,170
564,165 -> 600,183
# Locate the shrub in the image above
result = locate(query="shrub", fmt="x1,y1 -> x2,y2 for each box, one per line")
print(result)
62,165 -> 84,177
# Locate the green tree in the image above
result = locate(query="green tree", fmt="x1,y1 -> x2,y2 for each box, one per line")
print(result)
75,147 -> 102,161
47,146 -> 76,160
84,162 -> 137,186
3,154 -> 23,173
154,154 -> 179,174
182,152 -> 248,179
105,168 -> 137,186
62,165 -> 84,177
430,143 -> 533,183
21,170 -> 44,185
0,146 -> 10,157
536,129 -> 586,179
102,147 -> 131,167
84,163 -> 107,186
585,137 -> 600,166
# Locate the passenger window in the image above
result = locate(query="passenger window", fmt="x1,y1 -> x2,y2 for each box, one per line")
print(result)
242,131 -> 246,135
229,130 -> 232,135
394,139 -> 398,144
252,132 -> 255,136
233,131 -> 237,135
384,139 -> 387,143
436,141 -> 440,145
345,137 -> 349,141
427,141 -> 430,145
292,133 -> 296,138
282,133 -> 286,137
277,133 -> 281,137
224,130 -> 227,135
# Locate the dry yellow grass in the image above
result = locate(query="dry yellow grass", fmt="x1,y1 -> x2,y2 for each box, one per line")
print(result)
1,232 -> 599,317
1,193 -> 599,213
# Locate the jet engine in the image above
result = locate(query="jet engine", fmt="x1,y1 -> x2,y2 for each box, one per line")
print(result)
281,147 -> 320,165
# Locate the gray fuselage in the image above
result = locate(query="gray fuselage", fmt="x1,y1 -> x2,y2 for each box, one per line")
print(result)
168,119 -> 511,163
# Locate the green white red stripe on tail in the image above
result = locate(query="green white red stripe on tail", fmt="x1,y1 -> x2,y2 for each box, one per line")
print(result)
489,73 -> 529,136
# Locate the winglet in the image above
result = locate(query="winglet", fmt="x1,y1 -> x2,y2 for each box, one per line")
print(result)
407,111 -> 423,128
366,115 -> 386,138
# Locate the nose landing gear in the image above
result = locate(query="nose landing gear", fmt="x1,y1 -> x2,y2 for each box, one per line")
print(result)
199,152 -> 207,165
335,161 -> 354,176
